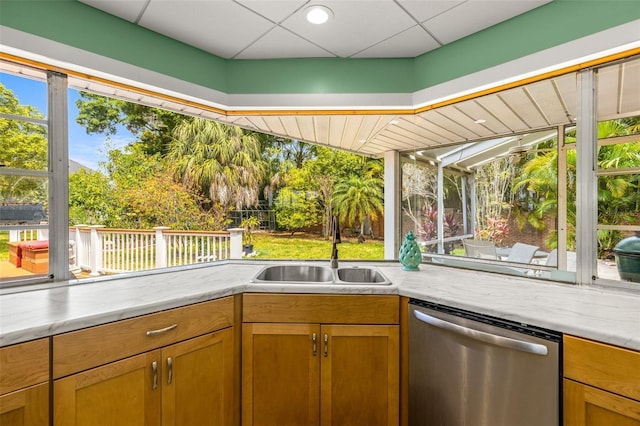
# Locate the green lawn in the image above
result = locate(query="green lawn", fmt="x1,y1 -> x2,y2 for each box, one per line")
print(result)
250,232 -> 384,260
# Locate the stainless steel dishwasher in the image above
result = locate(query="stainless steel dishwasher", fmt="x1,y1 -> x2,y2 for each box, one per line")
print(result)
409,299 -> 561,426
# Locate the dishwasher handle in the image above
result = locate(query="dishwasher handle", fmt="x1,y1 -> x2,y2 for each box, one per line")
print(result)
413,309 -> 548,356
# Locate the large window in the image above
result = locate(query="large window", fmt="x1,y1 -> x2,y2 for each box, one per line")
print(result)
1,61 -> 385,287
401,55 -> 640,287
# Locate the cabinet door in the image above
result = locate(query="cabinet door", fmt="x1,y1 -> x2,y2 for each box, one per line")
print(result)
162,328 -> 234,426
564,379 -> 640,426
54,351 -> 161,426
321,325 -> 399,426
243,323 -> 320,426
0,383 -> 48,426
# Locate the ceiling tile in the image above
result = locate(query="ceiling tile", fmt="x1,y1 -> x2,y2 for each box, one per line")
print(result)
236,0 -> 307,23
281,1 -> 417,57
397,0 -> 465,23
352,25 -> 441,58
139,0 -> 275,58
235,26 -> 334,59
424,0 -> 551,44
80,0 -> 148,22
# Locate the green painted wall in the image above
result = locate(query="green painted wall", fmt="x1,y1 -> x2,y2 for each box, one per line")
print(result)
1,0 -> 638,96
226,57 -> 415,94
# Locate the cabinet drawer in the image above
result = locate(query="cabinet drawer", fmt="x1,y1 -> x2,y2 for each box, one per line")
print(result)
243,294 -> 399,324
0,339 -> 49,395
53,297 -> 233,378
564,335 -> 640,401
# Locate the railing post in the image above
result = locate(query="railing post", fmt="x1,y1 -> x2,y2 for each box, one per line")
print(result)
74,225 -> 85,271
37,226 -> 49,241
89,225 -> 104,276
9,230 -> 19,242
228,228 -> 243,259
154,227 -> 170,268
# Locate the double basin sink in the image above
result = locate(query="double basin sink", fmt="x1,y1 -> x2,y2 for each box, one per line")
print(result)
250,264 -> 391,286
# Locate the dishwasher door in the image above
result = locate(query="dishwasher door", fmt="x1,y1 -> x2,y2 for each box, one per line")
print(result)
408,300 -> 561,426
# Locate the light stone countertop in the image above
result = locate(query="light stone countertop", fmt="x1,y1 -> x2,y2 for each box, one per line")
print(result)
1,260 -> 639,350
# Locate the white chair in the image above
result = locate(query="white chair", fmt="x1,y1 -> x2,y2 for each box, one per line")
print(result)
463,239 -> 497,260
506,243 -> 540,264
545,249 -> 558,267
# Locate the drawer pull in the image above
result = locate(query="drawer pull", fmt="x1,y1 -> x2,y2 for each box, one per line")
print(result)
146,324 -> 178,336
324,334 -> 329,357
167,357 -> 173,385
312,333 -> 317,356
152,361 -> 158,390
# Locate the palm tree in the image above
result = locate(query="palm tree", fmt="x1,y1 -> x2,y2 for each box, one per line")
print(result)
167,118 -> 267,211
332,175 -> 384,238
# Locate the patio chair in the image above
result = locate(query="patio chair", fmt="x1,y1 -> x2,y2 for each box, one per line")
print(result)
463,239 -> 497,260
545,249 -> 558,267
506,242 -> 540,264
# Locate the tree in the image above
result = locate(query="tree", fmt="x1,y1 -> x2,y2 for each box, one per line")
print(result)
75,92 -> 185,155
308,147 -> 376,238
0,83 -> 48,203
474,158 -> 517,241
332,174 -> 384,238
69,169 -> 113,225
273,168 -> 321,234
112,173 -> 221,230
168,118 -> 267,211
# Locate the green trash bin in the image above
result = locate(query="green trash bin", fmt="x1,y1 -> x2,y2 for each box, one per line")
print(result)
613,233 -> 640,283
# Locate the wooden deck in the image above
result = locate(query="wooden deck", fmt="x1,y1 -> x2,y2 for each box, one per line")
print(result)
0,260 -> 93,281
0,259 -> 35,280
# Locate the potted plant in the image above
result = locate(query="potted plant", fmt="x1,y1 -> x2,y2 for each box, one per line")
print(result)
240,216 -> 260,255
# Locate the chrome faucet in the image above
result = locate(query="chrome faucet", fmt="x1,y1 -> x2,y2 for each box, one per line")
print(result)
330,216 -> 341,268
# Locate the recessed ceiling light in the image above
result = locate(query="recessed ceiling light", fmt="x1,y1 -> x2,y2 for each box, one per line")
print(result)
305,5 -> 333,24
390,119 -> 400,125
474,119 -> 486,124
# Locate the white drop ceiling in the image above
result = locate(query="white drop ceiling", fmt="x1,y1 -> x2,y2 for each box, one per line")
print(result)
79,0 -> 552,59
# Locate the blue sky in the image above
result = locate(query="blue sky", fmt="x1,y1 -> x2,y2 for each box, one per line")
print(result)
1,72 -> 135,171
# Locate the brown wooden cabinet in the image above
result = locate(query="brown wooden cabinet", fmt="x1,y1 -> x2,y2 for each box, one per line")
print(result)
242,294 -> 399,426
53,297 -> 235,426
563,335 -> 640,426
0,338 -> 49,426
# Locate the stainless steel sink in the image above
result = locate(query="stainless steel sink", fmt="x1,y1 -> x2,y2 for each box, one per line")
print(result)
251,265 -> 334,283
250,265 -> 391,285
336,266 -> 391,285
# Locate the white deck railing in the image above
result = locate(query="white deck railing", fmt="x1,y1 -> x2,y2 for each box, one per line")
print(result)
8,225 -> 243,276
72,226 -> 243,275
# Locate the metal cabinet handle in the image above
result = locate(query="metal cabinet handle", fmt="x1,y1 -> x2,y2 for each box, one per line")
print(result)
146,324 -> 178,336
413,310 -> 548,356
167,357 -> 173,384
324,334 -> 328,357
151,361 -> 158,390
312,333 -> 317,356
